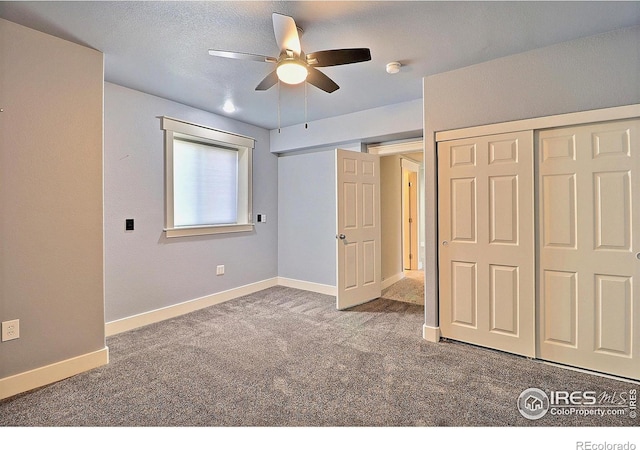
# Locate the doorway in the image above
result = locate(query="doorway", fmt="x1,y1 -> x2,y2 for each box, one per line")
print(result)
402,157 -> 420,272
372,139 -> 425,305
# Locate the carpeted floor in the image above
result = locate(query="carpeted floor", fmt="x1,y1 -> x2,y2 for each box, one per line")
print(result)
381,270 -> 424,305
1,286 -> 638,427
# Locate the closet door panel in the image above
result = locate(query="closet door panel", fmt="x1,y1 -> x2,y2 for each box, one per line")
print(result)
537,119 -> 640,380
438,131 -> 535,357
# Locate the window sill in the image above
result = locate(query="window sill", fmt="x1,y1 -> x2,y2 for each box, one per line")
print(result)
164,223 -> 254,238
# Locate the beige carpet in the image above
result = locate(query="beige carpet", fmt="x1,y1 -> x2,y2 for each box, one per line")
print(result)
381,270 -> 424,305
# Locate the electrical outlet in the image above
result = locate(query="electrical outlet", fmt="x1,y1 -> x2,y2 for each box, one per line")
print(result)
216,265 -> 225,276
2,319 -> 20,342
125,218 -> 134,231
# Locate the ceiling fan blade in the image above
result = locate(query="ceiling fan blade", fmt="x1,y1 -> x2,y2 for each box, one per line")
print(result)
208,49 -> 277,63
255,70 -> 279,91
306,48 -> 371,67
272,13 -> 301,55
306,67 -> 339,93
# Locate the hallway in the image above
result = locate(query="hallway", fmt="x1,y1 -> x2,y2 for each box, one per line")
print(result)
381,270 -> 424,305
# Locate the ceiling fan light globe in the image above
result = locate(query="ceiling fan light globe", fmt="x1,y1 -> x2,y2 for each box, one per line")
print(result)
276,61 -> 308,85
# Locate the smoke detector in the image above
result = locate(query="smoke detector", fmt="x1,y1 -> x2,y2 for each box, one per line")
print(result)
386,62 -> 401,74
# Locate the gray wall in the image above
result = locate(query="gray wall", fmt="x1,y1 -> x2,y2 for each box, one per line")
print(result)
423,25 -> 640,328
0,19 -> 105,378
277,150 -> 336,286
104,83 -> 278,322
271,99 -> 423,153
274,101 -> 423,289
380,155 -> 403,282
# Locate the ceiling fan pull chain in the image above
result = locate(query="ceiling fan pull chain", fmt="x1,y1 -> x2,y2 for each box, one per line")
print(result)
305,82 -> 308,129
277,80 -> 281,133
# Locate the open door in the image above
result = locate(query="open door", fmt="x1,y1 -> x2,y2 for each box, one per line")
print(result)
336,149 -> 381,310
402,168 -> 418,270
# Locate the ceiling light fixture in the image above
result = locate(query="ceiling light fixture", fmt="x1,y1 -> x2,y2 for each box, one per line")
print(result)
276,59 -> 308,85
386,61 -> 401,74
222,99 -> 236,113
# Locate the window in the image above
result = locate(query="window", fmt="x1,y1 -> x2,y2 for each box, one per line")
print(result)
161,116 -> 254,237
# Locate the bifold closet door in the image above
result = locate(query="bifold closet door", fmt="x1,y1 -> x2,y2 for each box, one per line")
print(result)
438,131 -> 535,357
538,119 -> 640,380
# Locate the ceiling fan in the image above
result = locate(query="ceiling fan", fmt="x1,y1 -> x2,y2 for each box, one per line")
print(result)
208,13 -> 371,93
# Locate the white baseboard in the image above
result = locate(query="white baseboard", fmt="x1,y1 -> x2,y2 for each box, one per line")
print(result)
277,277 -> 337,296
381,271 -> 405,290
423,324 -> 441,343
106,277 -> 336,337
0,347 -> 108,401
105,277 -> 279,336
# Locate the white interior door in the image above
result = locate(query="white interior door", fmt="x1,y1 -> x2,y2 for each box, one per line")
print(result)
538,119 -> 640,380
336,149 -> 381,310
438,131 -> 535,357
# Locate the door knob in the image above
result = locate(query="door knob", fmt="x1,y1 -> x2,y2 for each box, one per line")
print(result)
337,234 -> 346,240
442,240 -> 449,246
636,252 -> 640,260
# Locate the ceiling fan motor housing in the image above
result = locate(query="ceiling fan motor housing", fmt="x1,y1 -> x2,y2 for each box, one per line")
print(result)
208,13 -> 371,93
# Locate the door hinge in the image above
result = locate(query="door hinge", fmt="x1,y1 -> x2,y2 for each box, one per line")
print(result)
409,253 -> 413,260
408,217 -> 413,223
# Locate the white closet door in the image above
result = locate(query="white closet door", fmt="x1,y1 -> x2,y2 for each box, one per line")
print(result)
538,119 -> 640,380
438,131 -> 535,357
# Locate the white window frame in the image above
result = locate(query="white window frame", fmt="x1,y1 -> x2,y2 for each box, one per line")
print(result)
161,116 -> 254,238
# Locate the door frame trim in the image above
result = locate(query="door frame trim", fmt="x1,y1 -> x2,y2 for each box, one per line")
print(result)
436,104 -> 640,142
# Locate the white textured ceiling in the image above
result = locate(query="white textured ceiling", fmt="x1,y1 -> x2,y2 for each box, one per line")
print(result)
1,1 -> 639,129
